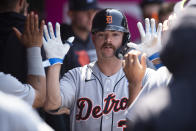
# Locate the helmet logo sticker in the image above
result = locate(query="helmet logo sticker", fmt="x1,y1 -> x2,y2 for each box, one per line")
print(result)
106,16 -> 112,24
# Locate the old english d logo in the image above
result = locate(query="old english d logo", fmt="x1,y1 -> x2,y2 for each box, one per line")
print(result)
106,16 -> 112,24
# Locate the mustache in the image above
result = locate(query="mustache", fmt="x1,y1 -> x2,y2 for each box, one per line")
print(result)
101,43 -> 116,51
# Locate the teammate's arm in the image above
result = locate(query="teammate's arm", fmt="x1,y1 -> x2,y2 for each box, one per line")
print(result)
123,50 -> 147,107
13,12 -> 46,108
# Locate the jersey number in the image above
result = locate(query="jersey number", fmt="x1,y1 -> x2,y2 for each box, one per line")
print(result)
118,120 -> 127,131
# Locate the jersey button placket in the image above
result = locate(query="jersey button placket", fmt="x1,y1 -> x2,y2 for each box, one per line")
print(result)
105,113 -> 112,119
102,78 -> 113,130
105,78 -> 111,93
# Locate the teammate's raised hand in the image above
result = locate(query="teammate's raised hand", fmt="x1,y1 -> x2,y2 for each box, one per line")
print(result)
122,50 -> 147,106
13,12 -> 45,48
122,50 -> 146,85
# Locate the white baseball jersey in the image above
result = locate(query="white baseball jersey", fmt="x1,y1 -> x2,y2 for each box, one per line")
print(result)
126,66 -> 172,123
59,62 -> 171,131
0,91 -> 53,131
0,72 -> 35,105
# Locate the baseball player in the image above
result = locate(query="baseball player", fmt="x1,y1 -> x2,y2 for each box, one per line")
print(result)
43,9 -> 171,131
0,12 -> 46,108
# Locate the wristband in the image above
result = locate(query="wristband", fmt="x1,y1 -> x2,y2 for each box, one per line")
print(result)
154,63 -> 163,69
42,58 -> 63,67
49,58 -> 63,65
27,47 -> 45,76
148,52 -> 160,61
149,52 -> 163,69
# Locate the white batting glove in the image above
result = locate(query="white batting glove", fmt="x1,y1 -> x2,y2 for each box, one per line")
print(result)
43,22 -> 74,67
127,18 -> 163,69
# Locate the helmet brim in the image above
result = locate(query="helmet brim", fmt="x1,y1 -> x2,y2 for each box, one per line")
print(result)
92,25 -> 128,33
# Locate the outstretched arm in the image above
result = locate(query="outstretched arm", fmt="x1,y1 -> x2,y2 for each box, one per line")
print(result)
43,22 -> 72,114
122,50 -> 147,107
13,12 -> 46,108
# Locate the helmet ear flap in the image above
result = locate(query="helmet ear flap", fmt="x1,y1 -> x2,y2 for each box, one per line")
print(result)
115,32 -> 131,60
122,32 -> 131,46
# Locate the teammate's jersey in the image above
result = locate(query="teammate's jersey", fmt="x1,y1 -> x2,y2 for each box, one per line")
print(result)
126,66 -> 172,123
59,62 -> 171,131
60,24 -> 97,77
0,91 -> 53,131
0,72 -> 35,105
